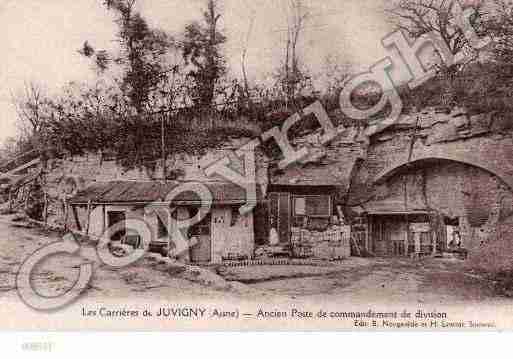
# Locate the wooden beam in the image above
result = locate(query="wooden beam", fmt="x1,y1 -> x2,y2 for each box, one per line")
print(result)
43,192 -> 48,224
24,186 -> 30,212
8,190 -> 12,212
365,216 -> 369,253
85,200 -> 92,236
101,205 -> 106,235
368,216 -> 373,254
6,158 -> 41,176
63,200 -> 69,231
404,214 -> 408,257
71,205 -> 82,232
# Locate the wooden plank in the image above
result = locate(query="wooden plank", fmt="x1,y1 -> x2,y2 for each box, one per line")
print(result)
351,233 -> 361,257
72,205 -> 82,232
85,200 -> 92,235
6,158 -> 41,176
8,190 -> 12,211
278,192 -> 291,244
63,202 -> 68,231
414,233 -> 421,255
43,192 -> 48,224
368,216 -> 373,253
24,186 -> 30,212
268,192 -> 279,239
101,205 -> 106,235
404,215 -> 409,257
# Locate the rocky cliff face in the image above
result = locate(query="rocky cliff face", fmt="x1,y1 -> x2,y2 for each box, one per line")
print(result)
39,137 -> 270,227
347,107 -> 513,247
272,105 -> 513,247
33,106 -> 513,247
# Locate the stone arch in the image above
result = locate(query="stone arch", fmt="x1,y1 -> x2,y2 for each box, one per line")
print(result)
373,156 -> 513,192
371,156 -> 513,246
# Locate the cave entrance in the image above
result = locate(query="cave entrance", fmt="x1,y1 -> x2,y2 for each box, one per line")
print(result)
368,212 -> 443,257
445,217 -> 463,250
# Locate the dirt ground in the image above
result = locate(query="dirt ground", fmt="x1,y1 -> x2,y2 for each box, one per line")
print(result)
0,217 -> 510,307
0,216 -> 257,304
237,258 -> 503,305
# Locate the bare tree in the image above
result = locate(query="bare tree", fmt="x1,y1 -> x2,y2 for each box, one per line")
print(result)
280,0 -> 311,105
322,53 -> 351,99
11,82 -> 49,151
12,82 -> 45,135
241,10 -> 256,100
0,137 -> 20,160
388,0 -> 485,64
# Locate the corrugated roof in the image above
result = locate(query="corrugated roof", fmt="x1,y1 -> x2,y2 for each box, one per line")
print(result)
70,181 -> 263,204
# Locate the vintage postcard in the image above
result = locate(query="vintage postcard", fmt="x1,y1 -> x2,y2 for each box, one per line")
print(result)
0,0 -> 512,332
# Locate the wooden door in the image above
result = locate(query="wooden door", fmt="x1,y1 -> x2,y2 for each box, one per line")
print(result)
211,208 -> 230,262
190,212 -> 212,263
278,193 -> 291,244
269,192 -> 291,244
371,217 -> 387,256
390,220 -> 407,256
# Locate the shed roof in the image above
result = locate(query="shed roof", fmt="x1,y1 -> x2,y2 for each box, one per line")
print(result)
356,199 -> 429,215
70,181 -> 263,205
270,164 -> 348,188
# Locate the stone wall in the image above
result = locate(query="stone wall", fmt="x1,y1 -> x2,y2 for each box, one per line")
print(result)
22,106 -> 513,253
42,154 -> 152,227
344,108 -> 513,246
40,137 -> 269,227
290,225 -> 351,260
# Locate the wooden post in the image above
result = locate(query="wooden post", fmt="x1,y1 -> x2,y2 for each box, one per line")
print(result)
43,192 -> 48,224
351,233 -> 361,257
414,232 -> 421,257
161,114 -> 166,181
85,200 -> 92,236
8,190 -> 12,212
432,231 -> 437,256
368,216 -> 373,254
72,205 -> 82,232
101,205 -> 106,235
24,186 -> 30,212
404,215 -> 408,257
364,216 -> 369,252
63,199 -> 69,231
405,214 -> 410,256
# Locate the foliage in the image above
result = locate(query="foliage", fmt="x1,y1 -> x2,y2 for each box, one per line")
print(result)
76,0 -> 177,167
276,0 -> 314,103
7,0 -> 513,172
388,0 -> 485,57
485,0 -> 513,64
181,0 -> 227,108
81,0 -> 174,114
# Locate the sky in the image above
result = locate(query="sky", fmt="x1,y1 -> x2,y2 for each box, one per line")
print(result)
0,0 -> 393,145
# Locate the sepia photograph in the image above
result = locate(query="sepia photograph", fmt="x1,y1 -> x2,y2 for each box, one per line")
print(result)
0,0 -> 512,339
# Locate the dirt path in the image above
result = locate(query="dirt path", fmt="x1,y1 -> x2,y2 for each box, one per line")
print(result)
247,258 -> 508,305
0,218 -> 257,305
1,217 -> 511,307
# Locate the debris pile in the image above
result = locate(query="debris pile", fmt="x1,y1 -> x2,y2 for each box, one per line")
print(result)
254,245 -> 291,259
